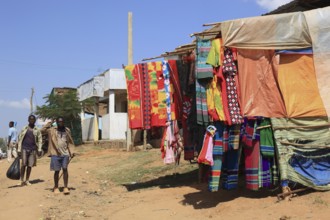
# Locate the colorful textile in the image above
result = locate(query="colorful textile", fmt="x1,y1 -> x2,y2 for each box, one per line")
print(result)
197,125 -> 217,166
124,64 -> 144,129
168,60 -> 183,121
222,149 -> 240,190
196,37 -> 213,79
140,63 -> 151,129
222,48 -> 243,125
271,117 -> 330,190
196,80 -> 209,126
245,139 -> 260,190
237,49 -> 287,117
223,125 -> 241,152
259,158 -> 272,188
290,154 -> 330,186
162,61 -> 172,122
147,62 -> 163,127
206,38 -> 223,68
240,118 -> 256,148
259,118 -> 275,157
271,158 -> 279,186
209,122 -> 225,192
156,63 -> 167,126
206,75 -> 225,121
161,121 -> 181,165
277,54 -> 327,117
182,96 -> 195,160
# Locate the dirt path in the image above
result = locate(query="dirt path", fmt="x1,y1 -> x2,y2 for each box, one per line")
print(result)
0,146 -> 329,220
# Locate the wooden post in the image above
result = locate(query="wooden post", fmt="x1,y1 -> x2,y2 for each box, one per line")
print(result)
93,97 -> 99,143
30,87 -> 34,114
126,12 -> 133,152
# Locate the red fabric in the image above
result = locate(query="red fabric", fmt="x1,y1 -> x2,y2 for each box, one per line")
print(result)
168,60 -> 183,122
125,64 -> 144,129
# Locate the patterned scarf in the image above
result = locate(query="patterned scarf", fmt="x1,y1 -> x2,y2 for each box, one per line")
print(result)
162,61 -> 172,122
222,48 -> 243,125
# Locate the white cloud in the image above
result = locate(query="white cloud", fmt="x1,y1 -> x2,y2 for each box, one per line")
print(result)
0,98 -> 31,109
256,0 -> 292,11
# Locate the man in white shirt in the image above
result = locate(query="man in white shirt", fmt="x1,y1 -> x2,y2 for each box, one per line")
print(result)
7,121 -> 18,162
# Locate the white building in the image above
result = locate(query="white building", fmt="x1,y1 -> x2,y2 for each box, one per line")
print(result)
77,69 -> 127,142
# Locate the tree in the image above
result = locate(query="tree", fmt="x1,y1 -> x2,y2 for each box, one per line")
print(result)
35,90 -> 93,145
0,138 -> 6,152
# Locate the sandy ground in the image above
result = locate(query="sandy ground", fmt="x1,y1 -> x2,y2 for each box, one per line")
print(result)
0,146 -> 329,220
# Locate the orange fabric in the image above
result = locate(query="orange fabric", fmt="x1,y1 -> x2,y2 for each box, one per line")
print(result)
237,49 -> 287,117
277,54 -> 327,118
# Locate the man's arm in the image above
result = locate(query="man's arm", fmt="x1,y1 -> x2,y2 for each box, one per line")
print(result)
7,129 -> 12,146
37,129 -> 43,152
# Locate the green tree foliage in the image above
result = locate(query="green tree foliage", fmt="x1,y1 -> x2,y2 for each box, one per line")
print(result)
35,90 -> 93,145
0,138 -> 6,152
36,90 -> 80,120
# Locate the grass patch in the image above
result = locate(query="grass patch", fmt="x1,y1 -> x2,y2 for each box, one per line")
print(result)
313,196 -> 328,207
94,149 -> 197,187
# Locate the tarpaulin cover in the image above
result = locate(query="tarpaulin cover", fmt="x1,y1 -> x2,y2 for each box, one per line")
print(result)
277,54 -> 327,117
221,11 -> 312,49
271,117 -> 330,190
237,49 -> 287,117
304,6 -> 330,118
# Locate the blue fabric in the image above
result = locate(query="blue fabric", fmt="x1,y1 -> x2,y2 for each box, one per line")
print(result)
8,127 -> 18,142
290,155 -> 330,186
276,48 -> 313,54
50,155 -> 70,171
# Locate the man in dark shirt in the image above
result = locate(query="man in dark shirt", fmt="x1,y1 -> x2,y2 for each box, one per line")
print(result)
17,115 -> 42,186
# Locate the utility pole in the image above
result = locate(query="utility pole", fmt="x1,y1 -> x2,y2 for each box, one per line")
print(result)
30,87 -> 34,114
126,12 -> 133,152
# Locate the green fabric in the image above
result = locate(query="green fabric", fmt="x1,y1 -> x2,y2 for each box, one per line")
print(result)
206,39 -> 221,67
271,117 -> 330,190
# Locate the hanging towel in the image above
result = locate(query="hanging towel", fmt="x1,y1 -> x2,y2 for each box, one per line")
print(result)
197,125 -> 217,166
124,64 -> 144,129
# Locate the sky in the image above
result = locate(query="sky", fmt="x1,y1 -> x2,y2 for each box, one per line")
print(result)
0,0 -> 291,138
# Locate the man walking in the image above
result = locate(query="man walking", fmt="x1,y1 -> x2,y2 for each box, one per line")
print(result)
7,121 -> 18,162
18,115 -> 43,186
46,117 -> 75,195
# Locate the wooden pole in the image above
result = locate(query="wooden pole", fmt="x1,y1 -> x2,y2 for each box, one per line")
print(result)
30,87 -> 34,114
126,12 -> 133,152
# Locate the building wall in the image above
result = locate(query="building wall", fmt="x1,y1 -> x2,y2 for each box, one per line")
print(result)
82,117 -> 94,141
101,114 -> 110,139
109,91 -> 127,140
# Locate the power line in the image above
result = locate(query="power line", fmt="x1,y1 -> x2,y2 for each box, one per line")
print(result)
0,58 -> 99,71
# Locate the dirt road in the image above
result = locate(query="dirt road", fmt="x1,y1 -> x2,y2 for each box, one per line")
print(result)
0,146 -> 329,220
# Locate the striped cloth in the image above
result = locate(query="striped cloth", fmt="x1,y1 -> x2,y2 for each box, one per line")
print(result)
245,139 -> 260,190
259,118 -> 275,157
222,149 -> 240,190
259,157 -> 272,188
209,122 -> 225,192
196,37 -> 213,79
140,63 -> 151,129
196,80 -> 209,126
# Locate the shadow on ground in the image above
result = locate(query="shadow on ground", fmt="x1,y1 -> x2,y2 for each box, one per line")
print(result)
123,169 -> 200,191
8,178 -> 45,188
123,170 -> 315,209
